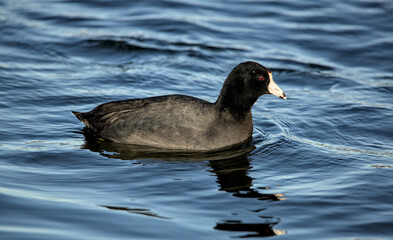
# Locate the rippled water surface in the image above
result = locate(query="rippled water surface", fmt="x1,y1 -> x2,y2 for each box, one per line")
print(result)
1,0 -> 393,239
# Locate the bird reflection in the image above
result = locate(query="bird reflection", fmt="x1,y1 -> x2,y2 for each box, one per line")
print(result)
209,157 -> 284,201
78,129 -> 286,237
215,220 -> 286,238
209,157 -> 286,237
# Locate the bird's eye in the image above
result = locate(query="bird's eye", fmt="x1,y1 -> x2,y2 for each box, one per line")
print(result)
259,76 -> 265,81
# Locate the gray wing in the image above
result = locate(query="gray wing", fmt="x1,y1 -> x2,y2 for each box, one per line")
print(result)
72,95 -> 214,144
71,98 -> 149,133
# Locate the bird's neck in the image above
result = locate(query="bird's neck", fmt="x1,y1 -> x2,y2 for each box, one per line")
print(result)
215,77 -> 256,120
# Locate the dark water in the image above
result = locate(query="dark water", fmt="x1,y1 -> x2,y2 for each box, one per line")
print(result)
1,0 -> 393,239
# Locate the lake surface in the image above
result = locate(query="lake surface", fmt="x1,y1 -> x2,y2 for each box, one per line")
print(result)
1,0 -> 393,239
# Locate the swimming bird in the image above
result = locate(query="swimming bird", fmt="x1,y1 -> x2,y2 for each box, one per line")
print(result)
72,61 -> 286,151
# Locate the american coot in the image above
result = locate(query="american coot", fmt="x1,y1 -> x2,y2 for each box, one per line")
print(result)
72,61 -> 286,151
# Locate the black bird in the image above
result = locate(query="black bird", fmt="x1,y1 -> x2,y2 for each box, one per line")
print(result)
72,61 -> 286,151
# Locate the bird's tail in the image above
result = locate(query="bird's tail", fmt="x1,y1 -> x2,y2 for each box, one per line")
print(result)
71,111 -> 97,132
71,111 -> 84,122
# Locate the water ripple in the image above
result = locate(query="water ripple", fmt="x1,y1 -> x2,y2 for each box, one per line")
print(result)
1,0 -> 393,239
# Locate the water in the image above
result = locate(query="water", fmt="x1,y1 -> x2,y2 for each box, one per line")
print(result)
1,0 -> 393,239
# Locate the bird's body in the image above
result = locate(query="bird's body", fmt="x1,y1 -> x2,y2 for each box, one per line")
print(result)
72,61 -> 286,151
73,95 -> 253,151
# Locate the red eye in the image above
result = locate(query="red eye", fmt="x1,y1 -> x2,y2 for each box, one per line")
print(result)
259,76 -> 265,81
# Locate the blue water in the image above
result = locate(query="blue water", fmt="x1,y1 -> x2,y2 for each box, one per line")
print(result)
1,0 -> 393,239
